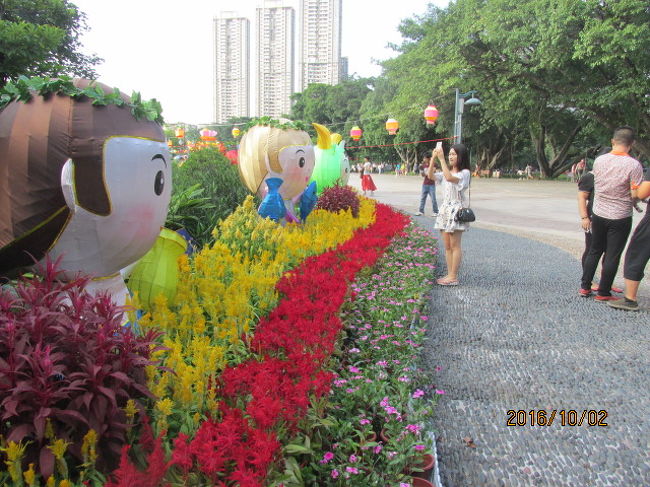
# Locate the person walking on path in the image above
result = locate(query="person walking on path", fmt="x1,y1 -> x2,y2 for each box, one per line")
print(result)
609,165 -> 650,311
415,152 -> 439,217
580,126 -> 644,300
361,156 -> 377,196
577,149 -> 624,294
430,143 -> 471,286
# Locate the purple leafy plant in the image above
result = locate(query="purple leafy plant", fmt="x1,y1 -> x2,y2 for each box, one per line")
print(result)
315,185 -> 360,218
0,257 -> 165,478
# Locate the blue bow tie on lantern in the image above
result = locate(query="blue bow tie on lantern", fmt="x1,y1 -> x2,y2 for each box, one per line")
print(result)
258,177 -> 286,222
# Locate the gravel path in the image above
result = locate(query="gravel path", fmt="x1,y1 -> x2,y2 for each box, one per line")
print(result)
416,222 -> 650,487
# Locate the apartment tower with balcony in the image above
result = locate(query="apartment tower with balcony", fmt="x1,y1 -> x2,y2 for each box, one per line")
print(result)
299,0 -> 342,90
213,12 -> 250,123
256,1 -> 295,117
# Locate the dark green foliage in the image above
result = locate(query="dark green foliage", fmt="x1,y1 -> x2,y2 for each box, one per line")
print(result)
0,0 -> 102,86
315,185 -> 360,218
168,148 -> 250,248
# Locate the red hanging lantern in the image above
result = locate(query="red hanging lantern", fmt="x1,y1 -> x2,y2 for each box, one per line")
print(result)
350,125 -> 363,141
385,118 -> 399,135
424,105 -> 439,126
175,128 -> 185,138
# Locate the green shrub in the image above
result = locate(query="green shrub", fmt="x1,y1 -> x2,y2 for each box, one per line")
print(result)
167,148 -> 250,247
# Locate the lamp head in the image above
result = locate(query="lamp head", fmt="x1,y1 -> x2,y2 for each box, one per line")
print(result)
464,96 -> 482,106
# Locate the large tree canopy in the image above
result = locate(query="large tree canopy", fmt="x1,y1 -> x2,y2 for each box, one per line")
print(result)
0,0 -> 101,86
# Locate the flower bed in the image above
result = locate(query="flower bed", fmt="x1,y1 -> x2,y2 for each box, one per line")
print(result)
1,193 -> 441,487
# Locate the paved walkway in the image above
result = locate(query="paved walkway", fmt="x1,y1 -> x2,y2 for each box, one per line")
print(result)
350,174 -> 649,486
417,223 -> 649,486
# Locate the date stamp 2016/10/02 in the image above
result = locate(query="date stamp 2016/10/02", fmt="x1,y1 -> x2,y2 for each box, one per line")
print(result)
506,410 -> 608,427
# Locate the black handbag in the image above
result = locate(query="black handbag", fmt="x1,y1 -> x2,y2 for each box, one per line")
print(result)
455,207 -> 476,222
454,176 -> 475,222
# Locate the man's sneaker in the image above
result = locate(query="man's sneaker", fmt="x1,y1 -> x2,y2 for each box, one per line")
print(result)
578,288 -> 592,297
594,295 -> 619,302
608,298 -> 640,311
414,211 -> 423,216
431,213 -> 439,218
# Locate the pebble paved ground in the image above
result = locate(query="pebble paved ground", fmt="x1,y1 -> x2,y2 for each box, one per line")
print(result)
414,221 -> 650,487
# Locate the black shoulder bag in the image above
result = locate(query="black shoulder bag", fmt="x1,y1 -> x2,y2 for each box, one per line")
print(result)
454,173 -> 476,223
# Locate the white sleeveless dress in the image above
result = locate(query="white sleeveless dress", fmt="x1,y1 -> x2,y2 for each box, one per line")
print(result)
433,169 -> 471,232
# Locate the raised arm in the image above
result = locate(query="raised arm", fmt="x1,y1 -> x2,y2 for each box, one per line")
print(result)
433,146 -> 460,183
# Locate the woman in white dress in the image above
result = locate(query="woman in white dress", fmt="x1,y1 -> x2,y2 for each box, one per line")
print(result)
428,143 -> 471,286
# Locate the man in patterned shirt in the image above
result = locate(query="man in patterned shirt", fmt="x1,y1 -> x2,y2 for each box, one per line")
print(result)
580,126 -> 644,300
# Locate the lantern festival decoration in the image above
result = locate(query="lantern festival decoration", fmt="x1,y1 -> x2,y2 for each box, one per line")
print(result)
175,127 -> 185,138
385,118 -> 399,135
232,127 -> 241,138
199,128 -> 218,141
0,78 -> 171,318
309,124 -> 348,195
238,120 -> 317,222
424,105 -> 439,126
350,125 -> 363,141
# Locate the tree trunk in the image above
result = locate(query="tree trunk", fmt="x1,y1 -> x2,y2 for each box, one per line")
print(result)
530,124 -> 550,176
548,125 -> 583,178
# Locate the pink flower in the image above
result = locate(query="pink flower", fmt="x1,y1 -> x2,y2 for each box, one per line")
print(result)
359,419 -> 371,425
320,451 -> 335,464
346,466 -> 359,474
406,424 -> 421,434
331,469 -> 339,478
414,444 -> 426,451
374,444 -> 383,454
412,389 -> 425,398
435,389 -> 446,395
348,366 -> 360,373
348,454 -> 357,462
400,483 -> 411,487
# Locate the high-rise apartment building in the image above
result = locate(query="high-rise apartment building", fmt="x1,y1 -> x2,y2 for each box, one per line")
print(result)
256,1 -> 295,117
214,12 -> 250,123
299,0 -> 342,90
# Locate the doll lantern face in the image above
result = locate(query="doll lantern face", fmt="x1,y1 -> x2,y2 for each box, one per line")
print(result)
50,136 -> 172,278
274,144 -> 315,200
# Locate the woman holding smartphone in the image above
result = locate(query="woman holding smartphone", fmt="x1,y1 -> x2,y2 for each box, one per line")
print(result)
428,143 -> 471,286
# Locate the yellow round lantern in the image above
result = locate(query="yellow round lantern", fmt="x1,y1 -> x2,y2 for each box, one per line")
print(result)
232,127 -> 241,138
350,126 -> 363,141
424,105 -> 439,126
166,139 -> 173,147
385,118 -> 399,135
175,128 -> 185,138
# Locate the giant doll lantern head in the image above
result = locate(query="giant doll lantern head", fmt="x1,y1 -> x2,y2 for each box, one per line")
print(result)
310,124 -> 350,195
0,79 -> 171,307
237,121 -> 316,205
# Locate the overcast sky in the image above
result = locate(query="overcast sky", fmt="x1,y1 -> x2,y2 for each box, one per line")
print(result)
73,0 -> 448,124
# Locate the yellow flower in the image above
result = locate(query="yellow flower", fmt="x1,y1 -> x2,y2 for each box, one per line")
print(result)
81,429 -> 98,464
156,397 -> 174,417
124,399 -> 138,422
23,463 -> 36,486
59,480 -> 72,487
47,477 -> 56,487
47,438 -> 70,461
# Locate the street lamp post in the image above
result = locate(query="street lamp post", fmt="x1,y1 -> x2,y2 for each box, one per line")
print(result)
453,88 -> 482,144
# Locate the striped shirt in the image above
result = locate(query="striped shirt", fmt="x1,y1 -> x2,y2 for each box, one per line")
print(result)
592,151 -> 643,219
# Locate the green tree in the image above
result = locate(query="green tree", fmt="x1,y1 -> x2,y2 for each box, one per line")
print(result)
0,0 -> 101,86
